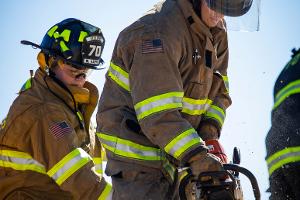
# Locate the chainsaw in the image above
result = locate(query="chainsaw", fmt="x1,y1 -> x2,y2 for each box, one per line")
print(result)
179,147 -> 261,200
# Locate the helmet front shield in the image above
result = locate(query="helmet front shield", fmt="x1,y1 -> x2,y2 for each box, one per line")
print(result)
205,0 -> 261,31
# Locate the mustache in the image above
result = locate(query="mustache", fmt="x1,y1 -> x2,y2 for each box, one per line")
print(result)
75,73 -> 87,79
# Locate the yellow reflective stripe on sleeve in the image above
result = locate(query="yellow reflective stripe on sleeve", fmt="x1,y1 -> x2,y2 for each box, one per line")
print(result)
93,157 -> 103,174
134,92 -> 183,121
204,105 -> 225,126
0,150 -> 46,174
222,75 -> 229,93
266,146 -> 300,176
163,158 -> 176,182
164,128 -> 202,159
273,79 -> 300,109
98,183 -> 112,200
108,62 -> 130,91
182,97 -> 212,115
47,148 -> 91,185
97,133 -> 162,161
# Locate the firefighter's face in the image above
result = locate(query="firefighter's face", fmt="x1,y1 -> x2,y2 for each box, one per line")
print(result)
53,60 -> 89,87
201,1 -> 224,28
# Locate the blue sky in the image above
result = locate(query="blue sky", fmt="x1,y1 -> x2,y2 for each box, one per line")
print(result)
1,1 -> 300,199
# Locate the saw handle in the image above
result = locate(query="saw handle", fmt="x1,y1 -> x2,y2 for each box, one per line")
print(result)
223,164 -> 260,200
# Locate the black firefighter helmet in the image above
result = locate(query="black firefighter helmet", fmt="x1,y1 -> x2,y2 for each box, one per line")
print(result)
21,18 -> 105,70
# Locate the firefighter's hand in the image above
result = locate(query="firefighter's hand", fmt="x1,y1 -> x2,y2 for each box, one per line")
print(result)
188,151 -> 223,180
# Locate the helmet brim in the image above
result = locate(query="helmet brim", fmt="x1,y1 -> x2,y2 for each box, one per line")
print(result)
21,40 -> 104,70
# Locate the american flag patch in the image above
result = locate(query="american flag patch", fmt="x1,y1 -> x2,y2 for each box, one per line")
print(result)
141,39 -> 164,54
49,121 -> 72,139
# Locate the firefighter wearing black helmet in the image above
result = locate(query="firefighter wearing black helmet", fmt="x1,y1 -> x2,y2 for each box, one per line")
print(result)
96,0 -> 256,199
0,18 -> 112,199
265,48 -> 300,200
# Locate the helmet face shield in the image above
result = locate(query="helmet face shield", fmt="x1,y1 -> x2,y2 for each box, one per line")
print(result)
204,0 -> 261,31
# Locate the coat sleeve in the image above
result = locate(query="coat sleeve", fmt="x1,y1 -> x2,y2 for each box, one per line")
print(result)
112,31 -> 207,165
33,106 -> 112,200
198,31 -> 232,139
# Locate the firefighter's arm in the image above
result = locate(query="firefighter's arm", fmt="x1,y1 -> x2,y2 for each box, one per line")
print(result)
119,33 -> 207,165
200,30 -> 231,137
35,107 -> 112,200
198,32 -> 231,163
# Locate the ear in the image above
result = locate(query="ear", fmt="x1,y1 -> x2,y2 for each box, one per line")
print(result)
57,59 -> 64,68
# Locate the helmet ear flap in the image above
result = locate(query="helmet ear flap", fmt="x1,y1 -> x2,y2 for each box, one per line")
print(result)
37,51 -> 48,71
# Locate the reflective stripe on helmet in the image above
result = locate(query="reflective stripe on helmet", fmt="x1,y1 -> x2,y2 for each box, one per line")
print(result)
47,25 -> 59,37
134,92 -> 184,121
59,41 -> 70,52
266,146 -> 300,176
182,97 -> 212,115
53,29 -> 71,42
108,62 -> 130,91
98,182 -> 113,200
273,79 -> 300,109
78,31 -> 88,42
204,104 -> 226,127
164,128 -> 202,159
0,150 -> 46,174
47,148 -> 91,185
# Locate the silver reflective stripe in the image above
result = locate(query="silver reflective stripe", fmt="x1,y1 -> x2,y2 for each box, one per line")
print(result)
205,105 -> 225,126
108,62 -> 130,91
275,83 -> 300,103
94,164 -> 103,173
0,150 -> 46,173
267,148 -> 300,175
182,100 -> 211,115
274,80 -> 300,109
135,97 -> 182,116
168,131 -> 200,157
97,133 -> 162,161
47,148 -> 91,185
0,155 -> 44,168
98,183 -> 113,200
116,142 -> 160,158
268,151 -> 300,169
51,154 -> 85,181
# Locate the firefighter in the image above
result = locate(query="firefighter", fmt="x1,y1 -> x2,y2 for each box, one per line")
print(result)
0,18 -> 112,199
266,48 -> 300,200
96,0 -> 257,199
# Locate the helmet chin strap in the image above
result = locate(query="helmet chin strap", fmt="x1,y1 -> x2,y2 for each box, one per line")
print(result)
44,68 -> 85,130
191,0 -> 202,18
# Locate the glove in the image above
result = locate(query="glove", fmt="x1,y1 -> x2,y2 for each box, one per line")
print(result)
179,152 -> 223,200
205,139 -> 228,163
188,151 -> 223,179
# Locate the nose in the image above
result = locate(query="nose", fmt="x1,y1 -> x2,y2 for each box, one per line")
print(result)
213,11 -> 224,19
